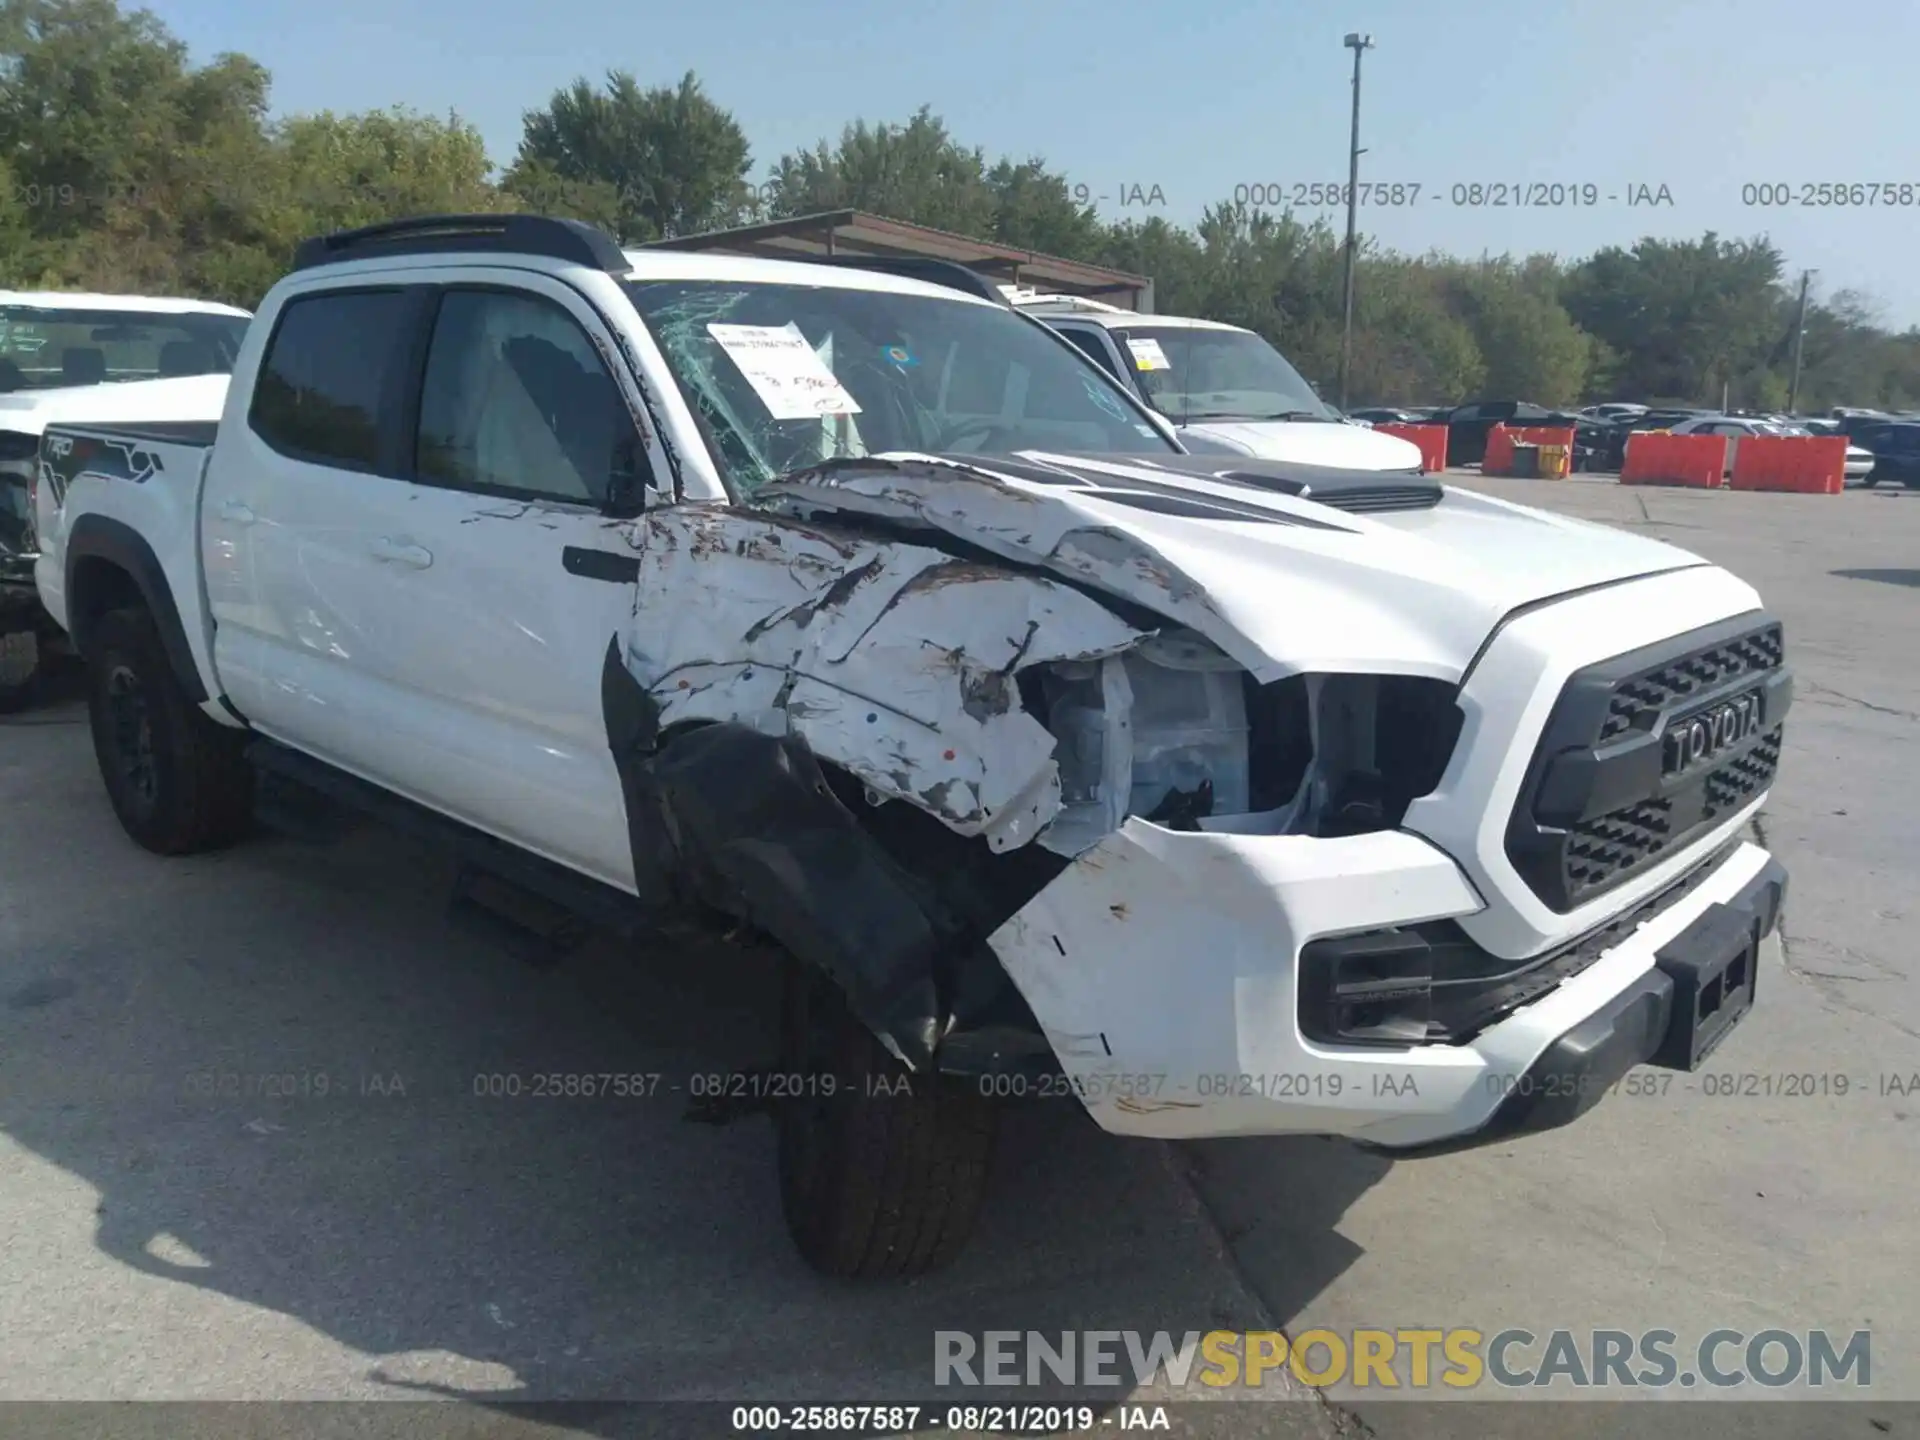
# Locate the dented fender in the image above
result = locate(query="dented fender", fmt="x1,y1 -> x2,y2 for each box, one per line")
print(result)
623,506 -> 1145,851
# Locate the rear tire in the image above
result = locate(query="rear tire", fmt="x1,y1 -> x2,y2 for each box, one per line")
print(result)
776,958 -> 998,1279
85,606 -> 253,854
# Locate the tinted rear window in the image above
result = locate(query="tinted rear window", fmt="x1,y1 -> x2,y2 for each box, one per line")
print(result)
249,290 -> 415,469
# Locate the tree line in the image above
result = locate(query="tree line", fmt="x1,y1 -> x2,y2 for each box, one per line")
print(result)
7,0 -> 1920,412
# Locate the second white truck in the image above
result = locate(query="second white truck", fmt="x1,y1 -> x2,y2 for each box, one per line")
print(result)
35,215 -> 1788,1278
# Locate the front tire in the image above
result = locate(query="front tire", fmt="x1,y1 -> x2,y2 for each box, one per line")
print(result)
776,958 -> 998,1279
85,606 -> 253,854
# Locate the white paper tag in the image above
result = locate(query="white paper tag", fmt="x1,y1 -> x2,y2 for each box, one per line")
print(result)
707,323 -> 863,419
1125,337 -> 1172,372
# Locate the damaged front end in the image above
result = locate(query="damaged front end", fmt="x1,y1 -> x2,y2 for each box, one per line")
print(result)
604,496 -> 1468,1081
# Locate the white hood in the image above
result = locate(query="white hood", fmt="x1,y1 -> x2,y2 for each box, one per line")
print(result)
762,451 -> 1710,684
0,373 -> 230,437
1177,417 -> 1425,472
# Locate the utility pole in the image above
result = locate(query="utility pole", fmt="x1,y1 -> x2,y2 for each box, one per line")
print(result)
1337,32 -> 1374,412
1786,269 -> 1814,415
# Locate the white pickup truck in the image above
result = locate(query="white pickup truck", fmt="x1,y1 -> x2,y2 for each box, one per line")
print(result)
34,215 -> 1789,1279
2,291 -> 248,707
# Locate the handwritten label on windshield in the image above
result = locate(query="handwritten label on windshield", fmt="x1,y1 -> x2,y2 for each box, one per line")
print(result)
1125,337 -> 1172,372
707,323 -> 864,420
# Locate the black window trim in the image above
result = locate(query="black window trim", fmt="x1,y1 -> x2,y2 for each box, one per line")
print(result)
247,283 -> 433,478
396,281 -> 651,512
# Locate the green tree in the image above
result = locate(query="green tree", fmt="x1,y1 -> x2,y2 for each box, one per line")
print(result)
762,107 -> 998,236
507,70 -> 751,242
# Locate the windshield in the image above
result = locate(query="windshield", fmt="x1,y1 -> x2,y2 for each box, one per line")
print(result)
0,306 -> 250,393
622,279 -> 1175,497
1112,325 -> 1334,424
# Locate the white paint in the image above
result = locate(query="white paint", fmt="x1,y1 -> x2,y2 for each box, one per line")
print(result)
706,322 -> 862,419
1176,417 -> 1424,471
762,455 -> 1707,684
991,828 -> 1771,1144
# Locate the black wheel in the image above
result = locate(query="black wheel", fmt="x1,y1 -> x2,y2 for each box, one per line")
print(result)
0,626 -> 38,713
776,958 -> 997,1279
1862,474 -> 1879,488
85,606 -> 253,854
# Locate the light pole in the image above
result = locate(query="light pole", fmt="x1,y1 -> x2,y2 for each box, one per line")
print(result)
1786,269 -> 1815,415
1337,32 -> 1375,412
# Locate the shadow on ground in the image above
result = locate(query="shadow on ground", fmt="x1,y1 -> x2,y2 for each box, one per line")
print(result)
1830,568 -> 1920,589
0,705 -> 1382,1437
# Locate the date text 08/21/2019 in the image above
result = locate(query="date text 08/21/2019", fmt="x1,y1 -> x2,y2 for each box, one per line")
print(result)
1230,182 -> 1676,208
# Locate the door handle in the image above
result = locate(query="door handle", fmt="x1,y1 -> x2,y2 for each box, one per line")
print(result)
218,499 -> 256,525
371,536 -> 433,569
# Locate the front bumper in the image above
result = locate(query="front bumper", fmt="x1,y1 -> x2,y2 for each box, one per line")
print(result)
988,825 -> 1779,1147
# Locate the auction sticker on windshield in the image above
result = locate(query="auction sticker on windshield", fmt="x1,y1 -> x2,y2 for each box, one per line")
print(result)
707,322 -> 864,419
1126,337 -> 1172,371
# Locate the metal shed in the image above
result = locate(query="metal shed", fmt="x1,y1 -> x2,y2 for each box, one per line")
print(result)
645,209 -> 1154,312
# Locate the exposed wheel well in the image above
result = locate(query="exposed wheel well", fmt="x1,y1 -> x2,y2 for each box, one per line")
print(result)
67,555 -> 145,656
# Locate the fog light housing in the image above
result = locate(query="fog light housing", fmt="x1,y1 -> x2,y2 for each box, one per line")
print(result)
1298,929 -> 1435,1046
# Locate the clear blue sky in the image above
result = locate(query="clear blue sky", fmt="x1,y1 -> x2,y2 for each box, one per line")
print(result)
154,0 -> 1920,325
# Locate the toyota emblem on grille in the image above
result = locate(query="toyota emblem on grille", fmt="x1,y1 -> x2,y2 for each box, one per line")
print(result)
1663,690 -> 1762,776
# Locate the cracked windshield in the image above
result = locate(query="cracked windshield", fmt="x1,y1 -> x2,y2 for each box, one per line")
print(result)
623,279 -> 1175,495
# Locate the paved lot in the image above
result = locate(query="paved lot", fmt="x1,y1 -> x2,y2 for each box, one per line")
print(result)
2,476 -> 1916,1439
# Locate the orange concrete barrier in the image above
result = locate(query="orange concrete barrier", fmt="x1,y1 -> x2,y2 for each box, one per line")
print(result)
1621,432 -> 1727,488
1483,424 -> 1577,476
1728,435 -> 1845,494
1375,423 -> 1449,472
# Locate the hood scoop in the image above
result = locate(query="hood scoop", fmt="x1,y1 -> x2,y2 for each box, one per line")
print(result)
1188,462 -> 1444,514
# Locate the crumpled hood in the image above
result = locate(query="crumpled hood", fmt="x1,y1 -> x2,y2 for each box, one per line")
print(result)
1178,417 -> 1424,471
760,451 -> 1710,684
0,373 -> 230,435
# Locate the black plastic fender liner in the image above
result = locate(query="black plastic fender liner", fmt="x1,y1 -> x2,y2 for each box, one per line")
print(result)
63,513 -> 209,702
600,636 -> 677,908
646,720 -> 945,1071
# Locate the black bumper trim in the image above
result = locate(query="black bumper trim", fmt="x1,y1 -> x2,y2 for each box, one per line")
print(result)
1366,855 -> 1787,1159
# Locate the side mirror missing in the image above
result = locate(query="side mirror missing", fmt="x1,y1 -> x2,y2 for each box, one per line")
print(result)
604,428 -> 650,519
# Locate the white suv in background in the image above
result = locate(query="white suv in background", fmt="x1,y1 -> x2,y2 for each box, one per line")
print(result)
1009,290 -> 1424,471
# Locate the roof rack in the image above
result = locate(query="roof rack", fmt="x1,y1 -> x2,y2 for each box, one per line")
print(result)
771,254 -> 1009,305
291,214 -> 630,274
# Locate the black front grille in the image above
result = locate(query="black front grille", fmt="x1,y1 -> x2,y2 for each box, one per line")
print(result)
1599,626 -> 1784,740
1507,612 -> 1790,912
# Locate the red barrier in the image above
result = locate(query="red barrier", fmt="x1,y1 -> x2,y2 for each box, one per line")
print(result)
1621,432 -> 1727,488
1728,435 -> 1845,494
1375,423 -> 1449,472
1483,424 -> 1577,476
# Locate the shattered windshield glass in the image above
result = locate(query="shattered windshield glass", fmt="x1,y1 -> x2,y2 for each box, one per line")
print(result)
623,279 -> 1176,497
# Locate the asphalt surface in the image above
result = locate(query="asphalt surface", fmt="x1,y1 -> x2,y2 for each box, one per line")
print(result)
2,475 -> 1916,1440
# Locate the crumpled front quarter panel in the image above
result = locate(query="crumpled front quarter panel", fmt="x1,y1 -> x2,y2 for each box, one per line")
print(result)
625,505 -> 1145,850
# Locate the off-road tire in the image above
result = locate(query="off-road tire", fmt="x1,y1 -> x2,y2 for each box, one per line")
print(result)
776,958 -> 998,1279
86,606 -> 252,854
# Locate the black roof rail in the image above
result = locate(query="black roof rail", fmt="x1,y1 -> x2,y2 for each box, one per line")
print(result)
291,214 -> 630,274
772,254 -> 1009,305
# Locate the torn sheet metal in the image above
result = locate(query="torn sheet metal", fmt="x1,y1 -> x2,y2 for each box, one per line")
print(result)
624,506 -> 1145,851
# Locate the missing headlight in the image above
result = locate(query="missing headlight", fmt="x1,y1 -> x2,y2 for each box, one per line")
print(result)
1028,640 -> 1463,854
